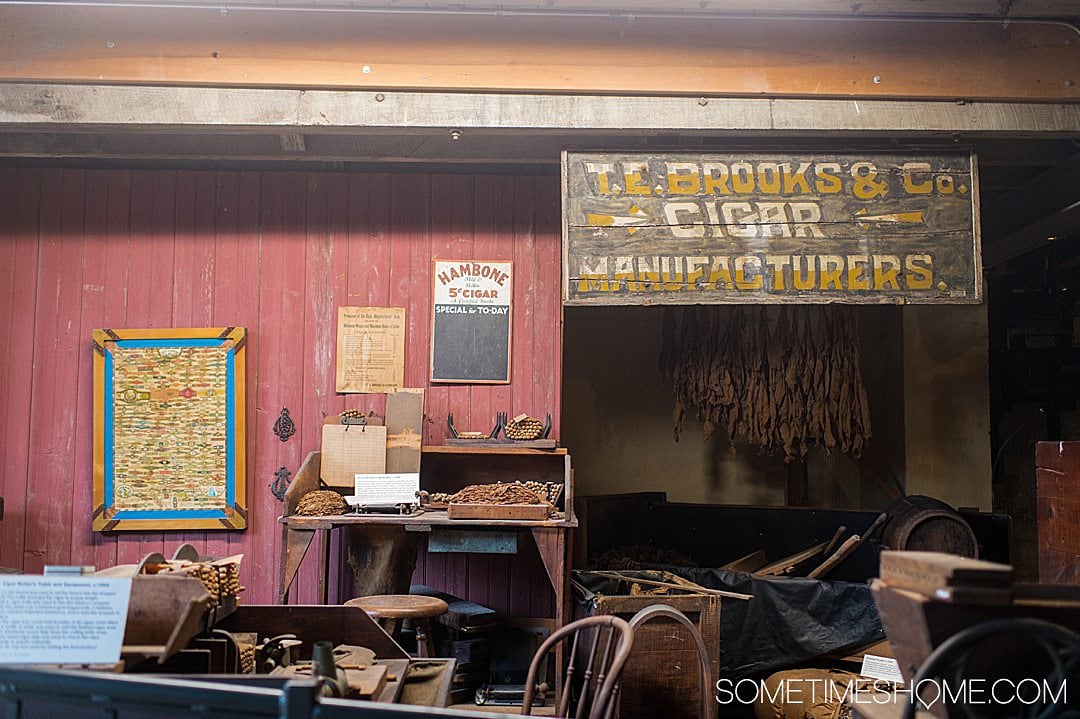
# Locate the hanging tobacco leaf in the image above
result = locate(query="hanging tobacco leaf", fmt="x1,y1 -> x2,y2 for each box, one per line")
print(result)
659,305 -> 871,462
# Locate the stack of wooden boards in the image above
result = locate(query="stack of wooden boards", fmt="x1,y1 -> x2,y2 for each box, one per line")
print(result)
870,550 -> 1080,688
878,550 -> 1013,604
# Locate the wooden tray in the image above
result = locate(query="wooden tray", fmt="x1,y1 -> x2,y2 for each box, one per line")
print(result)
447,503 -> 550,520
443,438 -> 558,449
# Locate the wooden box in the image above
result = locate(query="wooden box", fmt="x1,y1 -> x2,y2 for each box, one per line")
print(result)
446,503 -> 550,521
573,574 -> 719,719
1036,441 -> 1080,584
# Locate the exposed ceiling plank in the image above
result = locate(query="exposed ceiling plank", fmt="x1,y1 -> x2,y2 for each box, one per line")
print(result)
983,152 -> 1080,242
975,140 -> 1080,167
983,201 -> 1080,267
20,0 -> 1080,20
977,166 -> 1045,192
2,84 -> 1079,137
2,5 -> 1078,101
0,130 -> 560,163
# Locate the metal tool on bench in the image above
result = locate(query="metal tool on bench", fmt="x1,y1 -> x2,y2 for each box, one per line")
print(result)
310,640 -> 348,698
346,496 -> 419,515
475,684 -> 544,707
255,634 -> 302,673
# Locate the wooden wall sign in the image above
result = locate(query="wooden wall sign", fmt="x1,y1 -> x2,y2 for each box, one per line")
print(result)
430,260 -> 513,383
562,151 -> 981,305
92,327 -> 247,531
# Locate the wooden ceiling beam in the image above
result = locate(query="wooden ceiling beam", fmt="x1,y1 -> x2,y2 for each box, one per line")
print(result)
3,84 -> 1078,137
975,140 -> 1080,167
1,6 -> 1078,101
983,153 -> 1080,239
983,201 -> 1080,267
24,0 -> 1080,20
983,153 -> 1080,266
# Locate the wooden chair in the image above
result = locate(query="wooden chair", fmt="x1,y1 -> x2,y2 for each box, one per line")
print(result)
522,615 -> 634,719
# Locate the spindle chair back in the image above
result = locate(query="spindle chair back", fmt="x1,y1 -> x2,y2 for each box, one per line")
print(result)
521,615 -> 634,719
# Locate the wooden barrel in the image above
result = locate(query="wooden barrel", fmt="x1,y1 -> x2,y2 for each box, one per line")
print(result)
881,495 -> 979,558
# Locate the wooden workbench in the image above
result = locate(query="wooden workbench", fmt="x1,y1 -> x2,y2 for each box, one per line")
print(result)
277,449 -> 576,634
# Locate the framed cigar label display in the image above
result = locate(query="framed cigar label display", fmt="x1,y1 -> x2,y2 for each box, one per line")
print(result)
92,327 -> 247,531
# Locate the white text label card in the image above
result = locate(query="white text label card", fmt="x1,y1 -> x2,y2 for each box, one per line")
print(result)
352,472 -> 421,505
0,576 -> 132,664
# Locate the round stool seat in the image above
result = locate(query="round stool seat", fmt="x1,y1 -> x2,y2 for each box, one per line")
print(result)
344,595 -> 449,658
344,594 -> 448,619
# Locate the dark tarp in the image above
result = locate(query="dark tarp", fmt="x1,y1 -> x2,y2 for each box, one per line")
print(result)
573,567 -> 883,680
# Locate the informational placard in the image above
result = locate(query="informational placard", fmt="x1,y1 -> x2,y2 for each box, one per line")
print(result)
350,472 -> 421,506
430,260 -> 513,383
0,576 -> 131,664
563,151 -> 980,305
336,307 -> 406,393
860,654 -> 905,683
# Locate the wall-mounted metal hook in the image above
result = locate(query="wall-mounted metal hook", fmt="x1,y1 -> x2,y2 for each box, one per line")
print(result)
271,465 -> 292,501
273,407 -> 296,442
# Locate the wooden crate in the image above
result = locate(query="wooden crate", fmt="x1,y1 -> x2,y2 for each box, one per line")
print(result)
446,503 -> 550,521
575,581 -> 719,719
1036,441 -> 1080,585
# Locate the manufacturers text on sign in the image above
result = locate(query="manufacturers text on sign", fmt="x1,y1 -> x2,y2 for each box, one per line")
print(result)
563,152 -> 980,304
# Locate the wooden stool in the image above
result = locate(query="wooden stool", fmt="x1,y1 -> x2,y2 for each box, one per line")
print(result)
345,594 -> 449,658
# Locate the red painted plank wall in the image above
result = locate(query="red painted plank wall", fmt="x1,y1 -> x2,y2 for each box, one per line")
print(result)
0,167 -> 562,614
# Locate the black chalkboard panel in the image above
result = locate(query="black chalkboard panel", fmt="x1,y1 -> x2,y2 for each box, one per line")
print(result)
430,260 -> 513,383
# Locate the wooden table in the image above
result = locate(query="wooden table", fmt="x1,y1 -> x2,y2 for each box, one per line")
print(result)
277,450 -> 577,636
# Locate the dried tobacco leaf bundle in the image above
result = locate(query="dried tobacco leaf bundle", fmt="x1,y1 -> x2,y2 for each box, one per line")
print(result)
450,483 -> 547,505
296,489 -> 349,516
660,305 -> 871,462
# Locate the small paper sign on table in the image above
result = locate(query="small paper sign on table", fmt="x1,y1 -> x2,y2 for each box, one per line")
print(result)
0,576 -> 131,665
348,472 -> 421,507
860,653 -> 905,684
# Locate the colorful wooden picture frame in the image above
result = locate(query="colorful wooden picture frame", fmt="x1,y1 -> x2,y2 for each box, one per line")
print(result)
92,327 -> 247,531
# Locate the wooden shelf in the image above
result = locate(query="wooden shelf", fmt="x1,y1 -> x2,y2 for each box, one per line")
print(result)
423,445 -> 567,456
281,510 -> 576,530
419,445 -> 573,521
